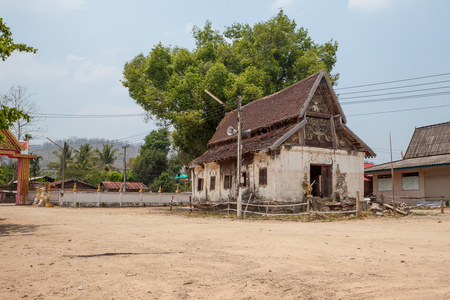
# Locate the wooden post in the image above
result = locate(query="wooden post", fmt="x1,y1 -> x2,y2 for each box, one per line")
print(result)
307,196 -> 311,221
440,196 -> 444,214
243,193 -> 253,217
389,133 -> 396,217
189,196 -> 192,212
356,191 -> 360,217
170,195 -> 174,212
236,95 -> 243,218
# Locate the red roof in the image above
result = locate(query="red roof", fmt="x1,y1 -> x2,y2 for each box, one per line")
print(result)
101,181 -> 149,190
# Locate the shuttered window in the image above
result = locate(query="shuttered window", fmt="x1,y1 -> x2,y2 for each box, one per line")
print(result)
259,168 -> 267,186
210,176 -> 216,190
224,175 -> 232,189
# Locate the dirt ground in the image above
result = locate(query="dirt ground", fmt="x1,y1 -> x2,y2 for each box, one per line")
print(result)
0,204 -> 449,300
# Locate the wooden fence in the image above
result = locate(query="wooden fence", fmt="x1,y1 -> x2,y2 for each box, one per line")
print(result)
195,195 -> 363,220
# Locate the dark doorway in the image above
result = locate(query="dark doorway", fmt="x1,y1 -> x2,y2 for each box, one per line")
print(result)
310,165 -> 332,198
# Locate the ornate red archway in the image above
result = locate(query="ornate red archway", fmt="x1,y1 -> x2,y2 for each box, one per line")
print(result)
0,129 -> 36,205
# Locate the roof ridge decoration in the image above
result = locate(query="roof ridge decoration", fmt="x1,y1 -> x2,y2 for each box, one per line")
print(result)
0,129 -> 24,152
208,70 -> 330,147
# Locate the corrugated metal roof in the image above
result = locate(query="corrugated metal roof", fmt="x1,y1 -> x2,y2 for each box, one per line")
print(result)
365,153 -> 450,173
101,181 -> 149,190
404,121 -> 450,159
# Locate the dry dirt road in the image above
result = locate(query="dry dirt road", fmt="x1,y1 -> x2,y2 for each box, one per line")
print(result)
0,204 -> 449,300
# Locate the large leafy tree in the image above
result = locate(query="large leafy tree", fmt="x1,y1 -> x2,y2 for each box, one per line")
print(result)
132,128 -> 171,186
123,10 -> 338,163
0,18 -> 36,132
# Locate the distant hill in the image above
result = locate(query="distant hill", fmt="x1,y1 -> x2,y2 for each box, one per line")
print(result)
29,137 -> 142,171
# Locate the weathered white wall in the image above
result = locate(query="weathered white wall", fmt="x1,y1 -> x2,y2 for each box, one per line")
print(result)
191,144 -> 365,202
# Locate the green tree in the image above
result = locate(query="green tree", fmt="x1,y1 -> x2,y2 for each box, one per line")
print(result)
95,143 -> 119,172
0,160 -> 16,186
104,170 -> 123,182
132,128 -> 170,186
74,143 -> 95,168
0,18 -> 37,61
123,10 -> 338,163
151,172 -> 175,192
30,155 -> 42,177
0,18 -> 36,133
48,145 -> 74,179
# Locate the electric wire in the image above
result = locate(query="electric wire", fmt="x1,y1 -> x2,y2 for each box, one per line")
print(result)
338,79 -> 450,95
335,72 -> 450,90
347,104 -> 450,117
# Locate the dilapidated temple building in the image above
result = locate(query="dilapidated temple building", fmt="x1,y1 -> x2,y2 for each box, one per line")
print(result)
188,70 -> 375,203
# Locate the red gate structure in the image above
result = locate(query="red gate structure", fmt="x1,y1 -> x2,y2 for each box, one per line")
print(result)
0,129 -> 36,205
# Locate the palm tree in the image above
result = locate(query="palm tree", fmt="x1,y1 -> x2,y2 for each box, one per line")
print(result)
95,143 -> 119,172
49,145 -> 74,177
30,155 -> 42,177
75,143 -> 95,168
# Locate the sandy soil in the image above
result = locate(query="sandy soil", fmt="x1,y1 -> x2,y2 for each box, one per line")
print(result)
0,204 -> 449,300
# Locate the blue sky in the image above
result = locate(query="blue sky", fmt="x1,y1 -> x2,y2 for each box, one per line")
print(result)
1,0 -> 449,164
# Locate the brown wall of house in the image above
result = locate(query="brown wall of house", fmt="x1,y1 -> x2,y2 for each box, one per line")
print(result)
370,167 -> 450,204
423,165 -> 450,200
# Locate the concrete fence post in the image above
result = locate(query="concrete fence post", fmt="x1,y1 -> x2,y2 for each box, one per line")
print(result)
97,191 -> 101,207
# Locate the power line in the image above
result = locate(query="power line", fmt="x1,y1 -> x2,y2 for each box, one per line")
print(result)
33,113 -> 144,119
335,72 -> 450,90
341,90 -> 450,105
339,85 -> 450,100
347,104 -> 450,117
338,79 -> 450,95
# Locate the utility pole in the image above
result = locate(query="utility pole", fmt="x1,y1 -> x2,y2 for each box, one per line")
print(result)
236,96 -> 242,217
204,90 -> 245,218
122,144 -> 130,192
47,138 -> 66,199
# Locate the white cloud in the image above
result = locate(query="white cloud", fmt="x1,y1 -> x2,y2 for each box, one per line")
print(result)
0,0 -> 84,16
0,52 -> 123,95
271,0 -> 294,11
348,0 -> 392,12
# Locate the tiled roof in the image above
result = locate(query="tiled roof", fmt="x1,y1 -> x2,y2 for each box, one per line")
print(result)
188,123 -> 298,168
101,181 -> 149,190
208,70 -> 337,146
365,153 -> 450,173
189,70 -> 376,167
404,121 -> 450,158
